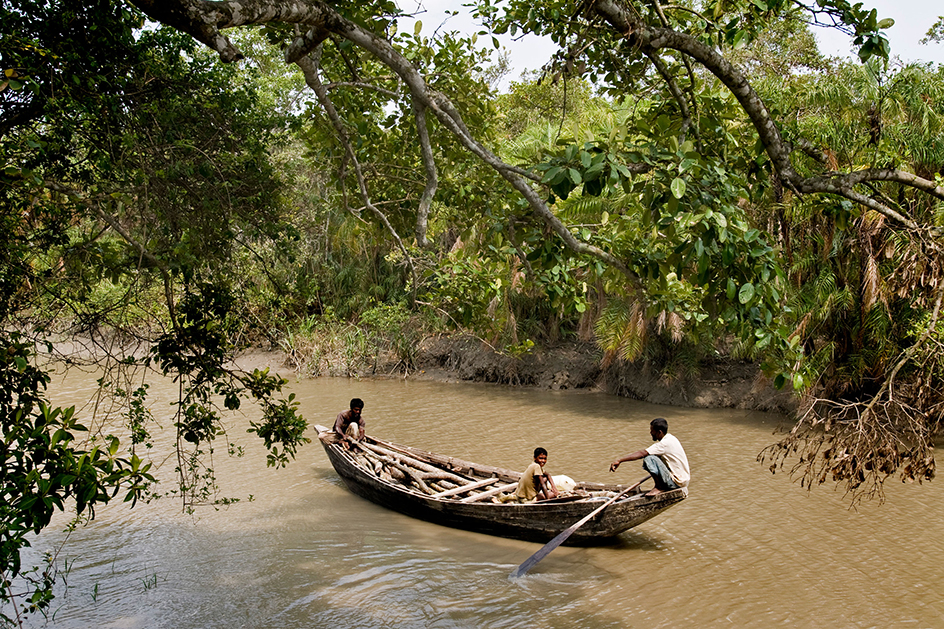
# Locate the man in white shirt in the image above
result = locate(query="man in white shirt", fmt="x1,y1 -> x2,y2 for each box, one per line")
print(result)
609,417 -> 690,496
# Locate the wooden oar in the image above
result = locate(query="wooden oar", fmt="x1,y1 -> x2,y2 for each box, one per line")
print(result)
509,475 -> 651,578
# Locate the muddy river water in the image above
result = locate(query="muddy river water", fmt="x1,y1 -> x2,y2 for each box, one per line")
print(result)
16,372 -> 944,628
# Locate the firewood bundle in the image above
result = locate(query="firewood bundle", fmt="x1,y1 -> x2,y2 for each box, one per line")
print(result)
346,441 -> 515,502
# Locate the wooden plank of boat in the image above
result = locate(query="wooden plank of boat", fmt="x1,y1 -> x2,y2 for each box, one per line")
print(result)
314,425 -> 687,543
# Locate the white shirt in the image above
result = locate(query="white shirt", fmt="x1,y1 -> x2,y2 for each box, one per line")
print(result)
646,433 -> 690,487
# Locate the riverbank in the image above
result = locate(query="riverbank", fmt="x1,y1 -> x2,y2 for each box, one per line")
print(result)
238,334 -> 798,416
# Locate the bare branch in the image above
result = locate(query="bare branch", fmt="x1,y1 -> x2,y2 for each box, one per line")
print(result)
791,136 -> 829,164
797,178 -> 922,230
836,169 -> 944,200
285,25 -> 330,63
295,47 -> 420,299
644,50 -> 692,139
324,81 -> 400,98
412,96 -> 438,249
648,0 -> 699,144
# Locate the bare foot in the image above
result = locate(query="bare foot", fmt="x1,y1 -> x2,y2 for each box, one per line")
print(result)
645,488 -> 663,497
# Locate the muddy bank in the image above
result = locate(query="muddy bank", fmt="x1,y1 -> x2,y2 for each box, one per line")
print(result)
282,335 -> 797,416
49,332 -> 797,416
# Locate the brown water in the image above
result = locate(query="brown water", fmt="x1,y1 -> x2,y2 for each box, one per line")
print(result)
15,374 -> 944,628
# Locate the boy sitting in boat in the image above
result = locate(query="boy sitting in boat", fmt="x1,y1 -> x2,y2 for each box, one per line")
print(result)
333,398 -> 366,449
503,447 -> 559,503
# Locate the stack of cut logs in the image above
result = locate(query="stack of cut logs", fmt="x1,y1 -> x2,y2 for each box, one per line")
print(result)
348,440 -> 517,503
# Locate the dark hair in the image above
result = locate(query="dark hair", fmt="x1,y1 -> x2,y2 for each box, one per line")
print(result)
650,417 -> 668,433
350,398 -> 364,410
533,447 -> 548,458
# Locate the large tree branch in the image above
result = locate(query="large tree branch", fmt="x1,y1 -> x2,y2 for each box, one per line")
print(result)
126,0 -> 645,289
325,15 -> 643,287
131,0 -> 341,61
593,0 -> 942,231
594,0 -> 798,181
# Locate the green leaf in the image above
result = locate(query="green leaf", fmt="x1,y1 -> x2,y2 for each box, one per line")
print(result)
738,283 -> 755,304
543,166 -> 562,183
670,177 -> 686,199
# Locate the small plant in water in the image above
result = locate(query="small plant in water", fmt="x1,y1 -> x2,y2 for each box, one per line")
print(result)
141,573 -> 159,591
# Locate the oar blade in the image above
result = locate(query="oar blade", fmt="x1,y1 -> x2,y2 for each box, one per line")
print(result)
509,527 -> 574,578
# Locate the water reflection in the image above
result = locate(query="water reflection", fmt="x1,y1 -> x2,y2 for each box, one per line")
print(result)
13,376 -> 944,628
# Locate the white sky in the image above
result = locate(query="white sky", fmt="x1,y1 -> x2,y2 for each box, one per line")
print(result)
813,0 -> 944,65
402,0 -> 943,88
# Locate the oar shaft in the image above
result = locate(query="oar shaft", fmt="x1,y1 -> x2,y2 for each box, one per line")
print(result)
509,475 -> 650,578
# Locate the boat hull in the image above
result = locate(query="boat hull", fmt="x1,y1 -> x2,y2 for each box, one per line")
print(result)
317,429 -> 686,544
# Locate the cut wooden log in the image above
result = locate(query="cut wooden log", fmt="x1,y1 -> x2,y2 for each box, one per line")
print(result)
460,482 -> 518,503
364,450 -> 443,482
359,441 -> 471,485
386,458 -> 434,494
431,477 -> 499,498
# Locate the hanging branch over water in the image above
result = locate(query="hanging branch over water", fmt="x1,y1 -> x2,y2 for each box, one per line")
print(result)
759,283 -> 943,504
126,0 -> 647,292
295,46 -> 420,299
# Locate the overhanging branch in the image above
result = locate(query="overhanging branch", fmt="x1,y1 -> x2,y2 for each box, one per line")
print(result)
295,47 -> 420,299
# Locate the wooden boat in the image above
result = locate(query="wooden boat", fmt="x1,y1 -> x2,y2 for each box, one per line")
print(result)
315,425 -> 687,544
